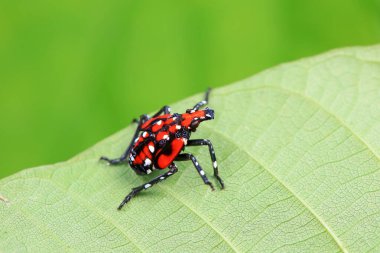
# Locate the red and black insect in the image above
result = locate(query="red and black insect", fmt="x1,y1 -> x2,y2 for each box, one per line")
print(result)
100,88 -> 224,210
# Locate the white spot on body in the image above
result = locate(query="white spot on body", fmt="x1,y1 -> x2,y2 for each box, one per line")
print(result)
206,114 -> 212,118
143,132 -> 148,138
176,125 -> 181,130
156,120 -> 162,125
213,161 -> 218,168
134,138 -> 139,143
182,138 -> 188,145
129,155 -> 135,162
200,170 -> 205,176
190,110 -> 195,113
173,117 -> 177,121
163,135 -> 169,140
168,107 -> 171,112
149,145 -> 155,153
144,184 -> 151,189
144,158 -> 152,166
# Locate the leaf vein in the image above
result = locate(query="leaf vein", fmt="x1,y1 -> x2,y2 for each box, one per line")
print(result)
204,125 -> 347,253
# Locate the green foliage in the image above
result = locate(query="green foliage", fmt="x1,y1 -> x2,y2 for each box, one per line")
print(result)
1,45 -> 380,252
1,0 -> 380,178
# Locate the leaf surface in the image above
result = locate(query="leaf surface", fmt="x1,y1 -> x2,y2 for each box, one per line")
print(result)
1,45 -> 380,252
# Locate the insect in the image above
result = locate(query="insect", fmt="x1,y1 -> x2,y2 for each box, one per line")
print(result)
100,88 -> 224,210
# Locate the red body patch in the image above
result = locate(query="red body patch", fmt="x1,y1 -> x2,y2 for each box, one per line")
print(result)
156,138 -> 185,169
128,109 -> 211,173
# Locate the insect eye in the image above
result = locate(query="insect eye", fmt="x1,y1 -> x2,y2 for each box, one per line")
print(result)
190,120 -> 200,129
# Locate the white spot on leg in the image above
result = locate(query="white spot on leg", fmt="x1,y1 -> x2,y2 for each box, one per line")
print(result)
144,158 -> 152,166
195,162 -> 199,166
146,169 -> 152,174
144,184 -> 151,189
149,145 -> 155,153
200,170 -> 205,176
182,138 -> 188,145
213,161 -> 218,168
160,176 -> 165,180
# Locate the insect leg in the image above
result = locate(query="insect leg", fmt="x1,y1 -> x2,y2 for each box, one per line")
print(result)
187,139 -> 224,189
175,153 -> 215,190
118,163 -> 178,210
100,114 -> 149,165
152,106 -> 171,118
191,88 -> 211,111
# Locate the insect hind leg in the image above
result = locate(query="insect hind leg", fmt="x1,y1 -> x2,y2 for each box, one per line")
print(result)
152,106 -> 171,118
100,114 -> 149,165
118,164 -> 178,209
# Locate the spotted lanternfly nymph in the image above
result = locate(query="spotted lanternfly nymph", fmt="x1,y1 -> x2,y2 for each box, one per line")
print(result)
100,88 -> 224,210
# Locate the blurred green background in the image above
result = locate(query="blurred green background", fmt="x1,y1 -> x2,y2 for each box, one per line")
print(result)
1,1 -> 380,179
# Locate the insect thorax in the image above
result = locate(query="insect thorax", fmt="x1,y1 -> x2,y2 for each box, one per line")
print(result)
128,114 -> 191,175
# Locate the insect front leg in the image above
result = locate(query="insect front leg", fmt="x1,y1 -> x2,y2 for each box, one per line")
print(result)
118,164 -> 178,210
100,114 -> 149,165
191,88 -> 211,111
187,139 -> 224,189
175,153 -> 215,190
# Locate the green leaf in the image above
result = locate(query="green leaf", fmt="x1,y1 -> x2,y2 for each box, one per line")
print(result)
1,45 -> 380,253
